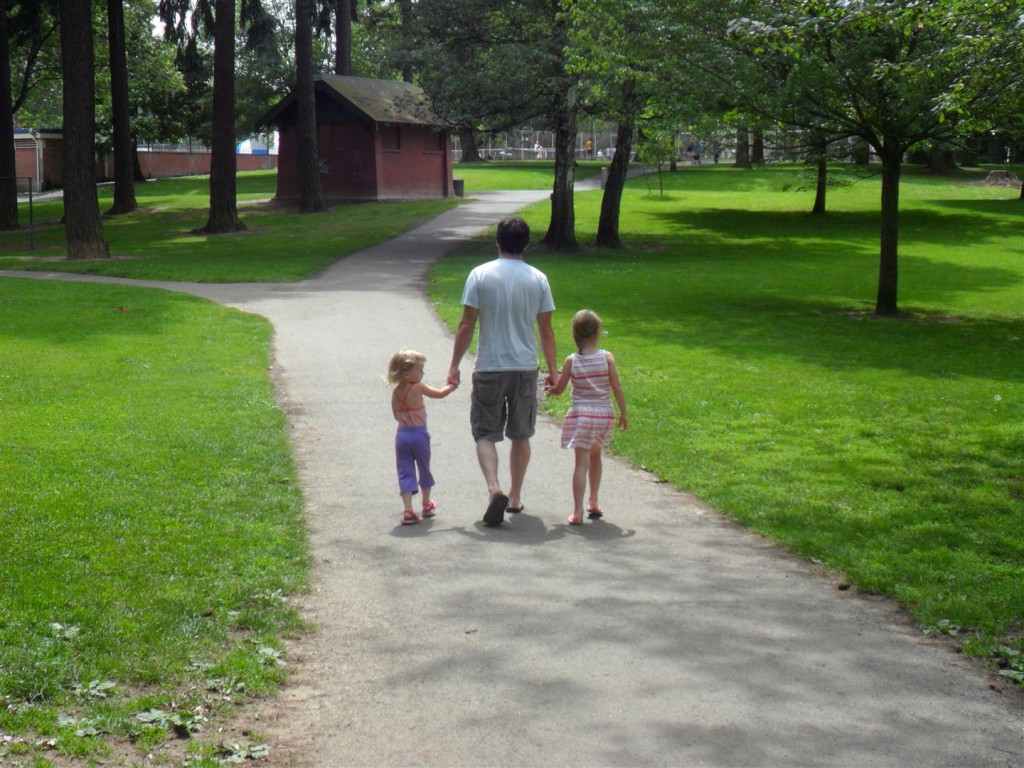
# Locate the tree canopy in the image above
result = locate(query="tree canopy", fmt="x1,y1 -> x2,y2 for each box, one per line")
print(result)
9,0 -> 1022,282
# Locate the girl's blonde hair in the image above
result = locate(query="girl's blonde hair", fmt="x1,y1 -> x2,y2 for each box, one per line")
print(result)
572,309 -> 603,351
387,349 -> 426,383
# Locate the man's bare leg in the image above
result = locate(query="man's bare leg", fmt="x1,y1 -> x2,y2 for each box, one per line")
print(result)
476,438 -> 503,497
477,438 -> 509,525
508,438 -> 530,509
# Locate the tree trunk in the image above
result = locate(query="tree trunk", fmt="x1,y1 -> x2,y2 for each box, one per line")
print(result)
541,89 -> 577,251
874,144 -> 902,316
928,144 -> 954,174
60,0 -> 108,259
457,127 -> 483,163
752,129 -> 765,164
107,0 -> 137,215
595,116 -> 635,248
133,137 -> 146,182
811,134 -> 828,215
812,156 -> 827,216
852,140 -> 870,165
335,0 -> 352,75
734,126 -> 750,168
596,80 -> 637,248
0,0 -> 19,230
399,0 -> 413,83
204,0 -> 244,233
296,0 -> 326,212
961,135 -> 980,168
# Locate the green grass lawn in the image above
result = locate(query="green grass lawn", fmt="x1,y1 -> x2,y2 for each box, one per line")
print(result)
1,162 -> 1021,763
0,279 -> 307,763
0,170 -> 457,282
431,163 -> 1024,677
452,159 -> 605,191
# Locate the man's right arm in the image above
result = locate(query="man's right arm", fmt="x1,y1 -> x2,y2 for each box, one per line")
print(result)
448,305 -> 479,386
536,311 -> 558,390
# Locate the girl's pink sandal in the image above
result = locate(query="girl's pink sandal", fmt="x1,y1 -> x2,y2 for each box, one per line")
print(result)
421,501 -> 437,518
402,510 -> 420,526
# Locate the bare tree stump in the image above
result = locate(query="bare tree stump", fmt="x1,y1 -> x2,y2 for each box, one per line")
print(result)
979,169 -> 1022,187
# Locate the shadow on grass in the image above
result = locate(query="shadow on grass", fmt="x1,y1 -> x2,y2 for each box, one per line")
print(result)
928,197 -> 1024,216
646,206 -> 1023,247
0,278 -> 238,345
617,294 -> 1023,383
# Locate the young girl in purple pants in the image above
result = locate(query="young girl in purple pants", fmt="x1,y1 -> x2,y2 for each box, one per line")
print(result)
387,350 -> 457,525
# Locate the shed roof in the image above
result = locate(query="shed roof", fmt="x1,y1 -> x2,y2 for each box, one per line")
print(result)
256,75 -> 444,129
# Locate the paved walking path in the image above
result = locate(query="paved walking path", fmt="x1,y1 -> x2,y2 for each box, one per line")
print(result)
3,191 -> 1021,767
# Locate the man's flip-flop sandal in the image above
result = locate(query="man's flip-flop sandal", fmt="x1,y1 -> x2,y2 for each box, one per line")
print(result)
507,505 -> 524,514
567,515 -> 584,526
586,506 -> 603,519
483,493 -> 509,527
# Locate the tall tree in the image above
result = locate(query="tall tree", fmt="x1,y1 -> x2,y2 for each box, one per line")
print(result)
160,0 -> 280,233
594,79 -> 639,247
295,0 -> 325,211
107,0 -> 137,215
205,0 -> 243,232
568,0 -> 668,247
334,0 -> 352,74
1,0 -> 61,226
416,0 -> 579,249
397,0 -> 412,82
731,0 -> 1022,316
542,76 -> 578,250
0,0 -> 19,230
60,0 -> 109,259
934,0 -> 1024,200
7,1 -> 60,122
537,3 -> 577,251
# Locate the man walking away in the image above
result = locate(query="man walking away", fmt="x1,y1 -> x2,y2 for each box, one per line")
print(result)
448,217 -> 558,526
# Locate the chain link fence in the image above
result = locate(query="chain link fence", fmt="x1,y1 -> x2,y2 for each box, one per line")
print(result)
454,129 -> 624,162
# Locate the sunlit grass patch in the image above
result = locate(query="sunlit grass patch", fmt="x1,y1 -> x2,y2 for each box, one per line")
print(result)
0,278 -> 308,760
430,164 -> 1024,676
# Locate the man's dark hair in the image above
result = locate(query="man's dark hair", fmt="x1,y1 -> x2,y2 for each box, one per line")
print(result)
496,216 -> 530,255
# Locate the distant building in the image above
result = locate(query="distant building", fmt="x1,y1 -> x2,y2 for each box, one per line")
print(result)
256,74 -> 454,203
12,128 -> 276,193
14,129 -> 62,193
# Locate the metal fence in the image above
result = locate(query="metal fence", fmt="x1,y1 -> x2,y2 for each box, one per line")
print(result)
454,129 -> 623,163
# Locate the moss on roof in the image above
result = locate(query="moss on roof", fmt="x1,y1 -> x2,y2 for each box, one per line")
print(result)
316,75 -> 442,126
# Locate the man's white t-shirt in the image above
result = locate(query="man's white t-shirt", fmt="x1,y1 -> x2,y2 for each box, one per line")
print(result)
461,257 -> 556,372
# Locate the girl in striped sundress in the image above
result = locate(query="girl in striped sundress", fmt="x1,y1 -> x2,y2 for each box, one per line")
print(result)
546,309 -> 628,525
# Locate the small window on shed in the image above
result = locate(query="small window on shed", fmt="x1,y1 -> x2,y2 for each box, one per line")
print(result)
381,124 -> 401,151
424,130 -> 445,154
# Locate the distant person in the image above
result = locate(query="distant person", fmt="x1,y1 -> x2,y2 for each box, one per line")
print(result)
535,142 -> 544,159
448,217 -> 558,527
586,139 -> 593,157
388,350 -> 457,526
546,309 -> 628,525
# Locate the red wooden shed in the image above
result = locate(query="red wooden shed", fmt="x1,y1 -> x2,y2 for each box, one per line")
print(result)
257,75 -> 454,203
